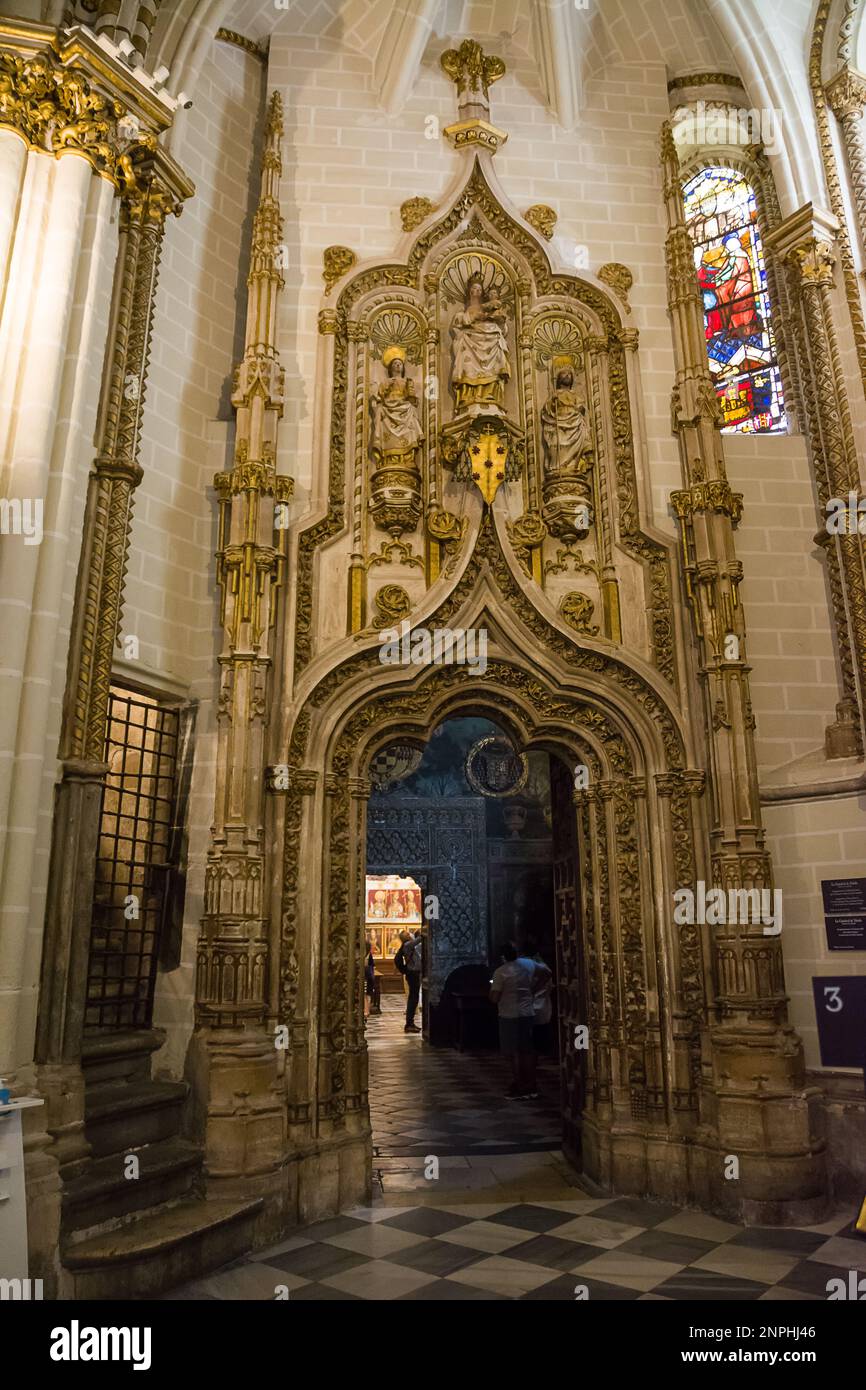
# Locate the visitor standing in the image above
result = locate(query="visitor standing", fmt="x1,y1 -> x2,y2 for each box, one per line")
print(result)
395,929 -> 423,1033
490,941 -> 551,1097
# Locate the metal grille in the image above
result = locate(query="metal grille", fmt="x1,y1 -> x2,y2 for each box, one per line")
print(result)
85,687 -> 180,1030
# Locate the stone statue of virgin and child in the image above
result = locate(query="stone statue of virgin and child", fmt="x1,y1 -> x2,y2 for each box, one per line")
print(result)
449,271 -> 511,412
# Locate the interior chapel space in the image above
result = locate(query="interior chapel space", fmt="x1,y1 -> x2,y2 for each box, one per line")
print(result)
0,0 -> 864,1300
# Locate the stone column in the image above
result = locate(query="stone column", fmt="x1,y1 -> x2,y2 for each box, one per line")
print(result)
826,67 -> 866,258
661,123 -> 825,1219
767,204 -> 866,758
0,26 -> 181,1288
36,160 -> 190,1179
192,95 -> 293,1233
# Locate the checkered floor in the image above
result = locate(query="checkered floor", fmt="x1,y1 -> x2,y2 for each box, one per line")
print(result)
166,997 -> 864,1300
368,994 -> 562,1157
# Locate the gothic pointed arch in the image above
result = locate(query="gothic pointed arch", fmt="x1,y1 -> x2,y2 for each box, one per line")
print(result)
291,152 -> 679,703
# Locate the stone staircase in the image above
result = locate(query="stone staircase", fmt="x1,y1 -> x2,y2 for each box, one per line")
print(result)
61,1029 -> 261,1299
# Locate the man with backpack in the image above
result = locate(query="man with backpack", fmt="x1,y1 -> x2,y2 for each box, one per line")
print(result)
395,929 -> 423,1033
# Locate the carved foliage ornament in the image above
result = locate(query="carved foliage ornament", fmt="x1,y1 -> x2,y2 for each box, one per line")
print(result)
372,584 -> 411,627
323,245 -> 357,293
401,196 -> 437,232
597,262 -> 634,311
0,47 -> 165,197
440,39 -> 506,101
560,591 -> 599,635
525,204 -> 557,240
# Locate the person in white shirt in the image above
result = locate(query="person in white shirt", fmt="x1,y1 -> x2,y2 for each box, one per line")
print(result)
525,937 -> 554,1058
490,941 -> 551,1098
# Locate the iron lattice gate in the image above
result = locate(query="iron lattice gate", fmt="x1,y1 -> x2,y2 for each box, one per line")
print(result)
84,688 -> 180,1030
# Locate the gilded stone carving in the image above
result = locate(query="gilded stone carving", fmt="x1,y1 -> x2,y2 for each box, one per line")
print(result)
0,45 -> 161,194
543,546 -> 599,580
426,507 -> 466,544
811,0 -> 866,391
365,539 -> 424,570
368,343 -> 424,537
441,39 -> 505,100
560,591 -> 599,635
440,39 -> 507,152
524,204 -> 557,239
608,333 -> 677,683
323,244 -> 356,293
666,72 -> 745,92
215,27 -> 268,61
200,96 -> 292,1037
401,196 -> 437,232
372,584 -> 411,627
597,262 -> 633,311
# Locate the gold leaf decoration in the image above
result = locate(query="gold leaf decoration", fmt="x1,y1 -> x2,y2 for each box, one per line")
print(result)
323,245 -> 356,293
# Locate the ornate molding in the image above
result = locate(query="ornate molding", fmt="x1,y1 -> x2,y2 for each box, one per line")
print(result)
667,72 -> 745,92
670,479 -> 744,523
215,28 -> 268,61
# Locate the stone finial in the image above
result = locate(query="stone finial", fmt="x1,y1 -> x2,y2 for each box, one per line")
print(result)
440,39 -> 505,102
441,39 -> 508,154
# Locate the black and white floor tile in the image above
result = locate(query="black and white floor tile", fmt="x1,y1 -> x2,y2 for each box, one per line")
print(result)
166,996 -> 863,1301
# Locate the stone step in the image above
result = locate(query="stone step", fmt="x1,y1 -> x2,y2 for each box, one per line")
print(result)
81,1029 -> 167,1085
63,1138 -> 203,1234
85,1079 -> 188,1157
63,1197 -> 264,1300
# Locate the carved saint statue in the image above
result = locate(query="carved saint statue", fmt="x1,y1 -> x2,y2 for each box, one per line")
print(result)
450,272 -> 511,412
541,358 -> 590,473
369,346 -> 423,463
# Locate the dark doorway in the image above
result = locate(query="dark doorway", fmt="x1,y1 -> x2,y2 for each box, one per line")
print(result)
364,718 -> 585,1163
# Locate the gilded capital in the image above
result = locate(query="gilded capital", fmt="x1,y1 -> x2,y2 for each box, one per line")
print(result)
826,67 -> 866,120
788,237 -> 836,286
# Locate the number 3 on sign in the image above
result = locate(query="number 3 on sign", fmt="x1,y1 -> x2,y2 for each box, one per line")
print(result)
823,986 -> 843,1012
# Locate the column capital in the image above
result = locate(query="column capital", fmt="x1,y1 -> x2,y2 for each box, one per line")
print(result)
826,66 -> 866,120
764,202 -> 839,281
0,21 -> 184,197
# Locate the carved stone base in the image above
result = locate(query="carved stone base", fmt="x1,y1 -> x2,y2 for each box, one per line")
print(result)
21,1089 -> 63,1298
35,1060 -> 90,1182
187,1029 -> 290,1242
369,460 -> 422,537
295,1133 -> 372,1226
541,473 -> 593,539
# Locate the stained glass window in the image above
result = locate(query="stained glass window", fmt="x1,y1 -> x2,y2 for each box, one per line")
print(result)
682,166 -> 786,435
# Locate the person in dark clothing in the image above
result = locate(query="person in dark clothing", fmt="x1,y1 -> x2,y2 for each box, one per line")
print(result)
364,937 -> 380,1016
394,929 -> 422,1033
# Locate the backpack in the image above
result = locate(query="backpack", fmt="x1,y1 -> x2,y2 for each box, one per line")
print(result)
401,937 -> 421,973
